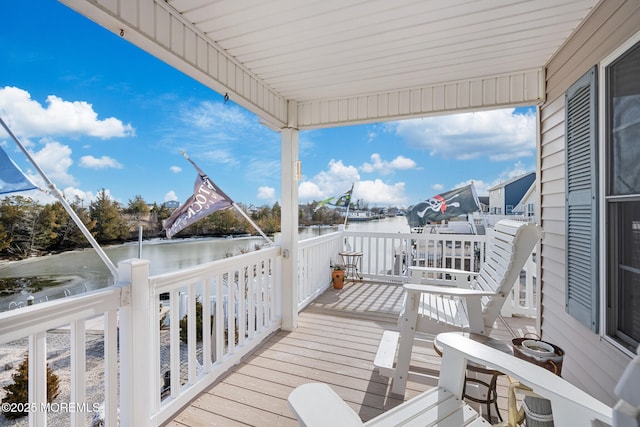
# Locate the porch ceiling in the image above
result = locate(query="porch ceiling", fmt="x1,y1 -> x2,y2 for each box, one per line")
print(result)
61,0 -> 598,129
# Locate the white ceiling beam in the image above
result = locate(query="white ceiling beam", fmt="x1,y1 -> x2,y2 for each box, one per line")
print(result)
296,68 -> 545,130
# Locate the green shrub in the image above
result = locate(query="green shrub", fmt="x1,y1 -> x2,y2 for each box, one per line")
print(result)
1,355 -> 60,419
179,301 -> 238,345
179,301 -> 212,343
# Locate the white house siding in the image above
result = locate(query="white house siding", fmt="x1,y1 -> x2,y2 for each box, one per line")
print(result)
539,0 -> 640,406
489,188 -> 504,214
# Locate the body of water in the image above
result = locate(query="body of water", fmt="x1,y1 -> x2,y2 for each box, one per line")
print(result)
0,216 -> 410,311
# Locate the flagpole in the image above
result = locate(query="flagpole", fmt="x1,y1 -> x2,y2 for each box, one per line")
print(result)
180,151 -> 274,245
232,203 -> 274,245
0,117 -> 119,280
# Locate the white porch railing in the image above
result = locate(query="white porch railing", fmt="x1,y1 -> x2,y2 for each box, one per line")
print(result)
0,228 -> 537,426
146,246 -> 281,425
297,231 -> 343,311
0,247 -> 281,426
342,229 -> 538,317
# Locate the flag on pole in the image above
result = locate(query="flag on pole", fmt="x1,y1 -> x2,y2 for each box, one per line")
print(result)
163,155 -> 234,239
315,184 -> 353,210
0,145 -> 37,195
406,183 -> 480,228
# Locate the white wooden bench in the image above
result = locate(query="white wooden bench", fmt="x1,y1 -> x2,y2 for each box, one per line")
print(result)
289,332 -> 622,427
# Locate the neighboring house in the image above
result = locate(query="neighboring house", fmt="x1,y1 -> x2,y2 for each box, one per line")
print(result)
512,182 -> 537,219
163,200 -> 180,209
477,196 -> 490,213
539,0 -> 640,406
488,172 -> 535,215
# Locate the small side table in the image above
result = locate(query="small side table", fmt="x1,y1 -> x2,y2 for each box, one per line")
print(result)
434,332 -> 511,422
338,251 -> 363,280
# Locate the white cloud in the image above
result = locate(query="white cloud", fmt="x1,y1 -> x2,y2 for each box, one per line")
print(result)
497,161 -> 530,182
257,186 -> 275,200
360,153 -> 417,175
355,180 -> 407,205
0,86 -> 134,139
298,159 -> 360,202
62,187 -> 97,205
453,161 -> 532,196
449,178 -> 490,197
181,101 -> 251,130
79,155 -> 123,169
170,166 -> 182,173
200,148 -> 239,167
31,140 -> 76,186
299,159 -> 408,205
298,181 -> 324,200
164,191 -> 178,202
431,183 -> 444,192
391,108 -> 535,161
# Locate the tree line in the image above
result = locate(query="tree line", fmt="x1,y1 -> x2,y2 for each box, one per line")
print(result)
0,191 -> 349,260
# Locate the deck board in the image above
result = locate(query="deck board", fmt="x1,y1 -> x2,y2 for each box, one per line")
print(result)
164,281 -> 536,426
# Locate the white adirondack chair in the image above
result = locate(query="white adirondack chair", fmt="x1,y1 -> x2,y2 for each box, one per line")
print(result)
288,332 -> 637,427
375,220 -> 542,395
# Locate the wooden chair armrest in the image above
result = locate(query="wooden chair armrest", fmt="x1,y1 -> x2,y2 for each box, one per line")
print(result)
409,266 -> 479,277
288,383 -> 364,426
403,283 -> 494,297
437,333 -> 613,426
408,266 -> 479,287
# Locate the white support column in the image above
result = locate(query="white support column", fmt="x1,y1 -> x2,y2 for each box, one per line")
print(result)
118,259 -> 152,427
281,119 -> 300,331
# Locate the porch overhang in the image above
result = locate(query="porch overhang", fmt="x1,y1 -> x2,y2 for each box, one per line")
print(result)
59,0 -> 597,130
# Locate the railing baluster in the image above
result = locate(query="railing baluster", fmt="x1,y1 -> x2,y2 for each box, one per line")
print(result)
169,288 -> 180,399
70,319 -> 86,427
202,278 -> 212,372
104,309 -> 118,426
212,274 -> 222,363
187,284 -> 197,385
29,331 -> 47,427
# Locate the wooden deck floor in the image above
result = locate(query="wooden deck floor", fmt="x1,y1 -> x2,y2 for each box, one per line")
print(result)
165,281 -> 537,426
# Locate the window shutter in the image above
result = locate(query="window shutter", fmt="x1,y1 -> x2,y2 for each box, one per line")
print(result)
565,66 -> 598,332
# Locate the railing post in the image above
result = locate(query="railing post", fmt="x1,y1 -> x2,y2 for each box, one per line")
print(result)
118,259 -> 152,426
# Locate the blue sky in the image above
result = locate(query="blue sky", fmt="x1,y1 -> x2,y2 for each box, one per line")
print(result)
0,1 -> 536,209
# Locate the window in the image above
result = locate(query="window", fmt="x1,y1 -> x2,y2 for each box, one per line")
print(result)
605,39 -> 640,351
527,203 -> 535,217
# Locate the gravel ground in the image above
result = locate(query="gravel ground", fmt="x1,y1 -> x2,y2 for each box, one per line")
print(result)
0,330 -> 107,427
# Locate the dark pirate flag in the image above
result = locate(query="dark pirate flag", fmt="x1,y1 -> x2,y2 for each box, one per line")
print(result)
406,183 -> 480,228
163,155 -> 233,239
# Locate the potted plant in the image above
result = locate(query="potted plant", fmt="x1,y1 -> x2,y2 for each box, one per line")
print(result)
331,264 -> 345,289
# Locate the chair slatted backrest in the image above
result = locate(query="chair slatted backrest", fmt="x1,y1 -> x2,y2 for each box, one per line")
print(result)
472,220 -> 542,326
